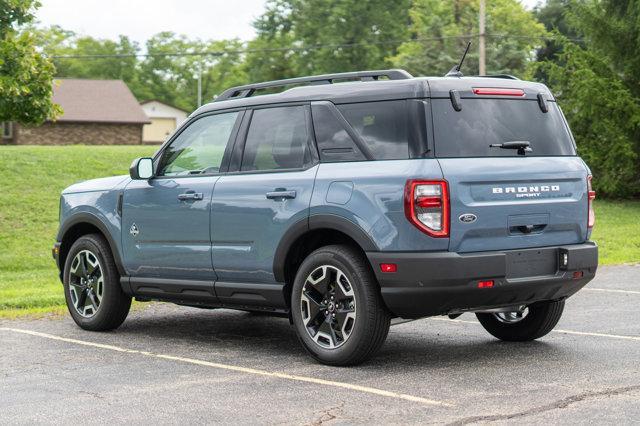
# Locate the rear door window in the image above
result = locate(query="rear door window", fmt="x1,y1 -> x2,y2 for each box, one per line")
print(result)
241,106 -> 310,171
432,99 -> 576,157
338,100 -> 409,160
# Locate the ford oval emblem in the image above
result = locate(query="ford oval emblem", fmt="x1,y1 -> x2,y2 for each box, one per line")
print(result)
459,213 -> 477,224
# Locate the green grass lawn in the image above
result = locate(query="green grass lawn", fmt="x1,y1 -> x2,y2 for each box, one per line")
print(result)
0,145 -> 156,318
0,145 -> 638,318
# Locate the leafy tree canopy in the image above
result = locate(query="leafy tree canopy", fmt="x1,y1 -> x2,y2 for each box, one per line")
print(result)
391,0 -> 546,77
0,0 -> 60,124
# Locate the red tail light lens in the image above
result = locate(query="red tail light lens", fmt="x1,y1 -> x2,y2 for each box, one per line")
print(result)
404,180 -> 450,238
587,175 -> 596,228
473,88 -> 525,97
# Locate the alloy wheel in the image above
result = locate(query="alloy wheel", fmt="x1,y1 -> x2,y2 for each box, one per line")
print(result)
68,250 -> 104,318
300,265 -> 357,349
493,306 -> 528,324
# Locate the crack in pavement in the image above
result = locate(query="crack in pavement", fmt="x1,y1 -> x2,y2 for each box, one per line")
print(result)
446,385 -> 640,425
308,402 -> 345,425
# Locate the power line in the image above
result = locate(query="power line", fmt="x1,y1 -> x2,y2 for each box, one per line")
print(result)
48,33 -> 582,60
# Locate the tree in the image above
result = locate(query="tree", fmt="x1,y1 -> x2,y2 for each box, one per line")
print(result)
0,0 -> 60,124
535,1 -> 640,197
137,33 -> 246,110
289,0 -> 411,74
244,0 -> 411,80
391,0 -> 546,77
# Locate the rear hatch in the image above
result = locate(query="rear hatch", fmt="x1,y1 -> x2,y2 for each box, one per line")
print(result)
428,80 -> 589,253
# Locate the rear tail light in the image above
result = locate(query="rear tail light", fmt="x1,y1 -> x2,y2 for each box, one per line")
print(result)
587,175 -> 596,228
404,180 -> 449,238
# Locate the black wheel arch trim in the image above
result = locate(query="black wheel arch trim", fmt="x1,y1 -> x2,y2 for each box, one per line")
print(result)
56,212 -> 126,277
272,214 -> 379,283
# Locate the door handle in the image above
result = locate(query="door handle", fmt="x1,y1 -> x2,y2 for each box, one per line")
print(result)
266,189 -> 297,200
178,191 -> 204,201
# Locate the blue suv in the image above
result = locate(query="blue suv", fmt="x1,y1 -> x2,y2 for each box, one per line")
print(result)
53,69 -> 598,365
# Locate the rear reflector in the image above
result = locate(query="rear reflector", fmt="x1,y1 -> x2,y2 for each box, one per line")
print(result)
473,88 -> 525,97
572,271 -> 584,279
380,263 -> 397,273
477,280 -> 494,288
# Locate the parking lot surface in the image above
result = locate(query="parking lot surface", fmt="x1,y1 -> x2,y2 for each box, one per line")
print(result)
1,264 -> 639,425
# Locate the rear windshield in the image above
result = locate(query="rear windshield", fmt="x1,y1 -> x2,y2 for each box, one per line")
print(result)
432,99 -> 576,157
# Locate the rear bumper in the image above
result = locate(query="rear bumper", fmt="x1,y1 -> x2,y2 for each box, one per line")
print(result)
366,242 -> 598,318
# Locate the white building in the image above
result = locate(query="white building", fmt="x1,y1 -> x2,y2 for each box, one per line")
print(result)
140,100 -> 189,144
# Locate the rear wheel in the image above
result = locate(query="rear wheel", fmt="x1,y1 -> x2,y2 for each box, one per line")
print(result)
63,234 -> 131,331
291,245 -> 391,366
476,300 -> 565,341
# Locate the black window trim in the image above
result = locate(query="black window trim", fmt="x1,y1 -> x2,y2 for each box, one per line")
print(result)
226,102 -> 320,175
150,108 -> 246,180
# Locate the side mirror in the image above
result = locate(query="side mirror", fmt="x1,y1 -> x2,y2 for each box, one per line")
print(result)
129,157 -> 154,180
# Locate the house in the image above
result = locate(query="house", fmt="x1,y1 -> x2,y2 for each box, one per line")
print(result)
140,100 -> 188,144
1,79 -> 150,145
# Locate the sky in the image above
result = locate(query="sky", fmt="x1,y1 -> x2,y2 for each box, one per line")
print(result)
35,0 -> 543,44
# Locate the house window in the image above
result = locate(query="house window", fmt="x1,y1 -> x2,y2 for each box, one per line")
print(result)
1,122 -> 13,139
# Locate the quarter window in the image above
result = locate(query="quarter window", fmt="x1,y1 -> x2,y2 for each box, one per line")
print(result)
158,112 -> 239,176
241,106 -> 310,171
338,101 -> 409,160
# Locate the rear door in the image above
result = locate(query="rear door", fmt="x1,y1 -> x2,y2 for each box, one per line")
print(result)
430,90 -> 589,254
211,105 -> 317,294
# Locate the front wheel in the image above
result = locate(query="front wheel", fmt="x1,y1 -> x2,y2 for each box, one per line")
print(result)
476,300 -> 565,341
63,234 -> 131,331
291,245 -> 391,366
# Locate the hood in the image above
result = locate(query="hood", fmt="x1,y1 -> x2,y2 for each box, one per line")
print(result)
62,175 -> 129,194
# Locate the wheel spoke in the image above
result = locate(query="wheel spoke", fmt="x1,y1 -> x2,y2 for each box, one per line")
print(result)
87,290 -> 100,310
79,253 -> 88,277
302,291 -> 325,326
76,288 -> 88,312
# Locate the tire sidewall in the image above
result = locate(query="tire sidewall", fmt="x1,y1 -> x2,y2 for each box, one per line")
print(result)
63,235 -> 118,328
291,247 -> 376,364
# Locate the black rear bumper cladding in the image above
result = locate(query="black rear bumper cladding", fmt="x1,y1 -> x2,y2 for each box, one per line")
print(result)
366,242 -> 598,319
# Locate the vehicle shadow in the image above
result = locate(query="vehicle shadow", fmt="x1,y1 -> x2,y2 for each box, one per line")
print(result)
116,304 -> 566,373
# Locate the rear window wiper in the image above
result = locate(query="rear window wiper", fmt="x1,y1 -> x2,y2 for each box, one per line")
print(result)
490,141 -> 532,155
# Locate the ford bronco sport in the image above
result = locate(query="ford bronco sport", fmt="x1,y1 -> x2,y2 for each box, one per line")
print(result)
53,69 -> 598,365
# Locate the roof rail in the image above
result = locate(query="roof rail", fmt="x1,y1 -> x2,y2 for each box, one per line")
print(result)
215,69 -> 413,102
475,74 -> 520,80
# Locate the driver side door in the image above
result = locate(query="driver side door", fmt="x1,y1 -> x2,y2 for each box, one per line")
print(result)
122,110 -> 244,299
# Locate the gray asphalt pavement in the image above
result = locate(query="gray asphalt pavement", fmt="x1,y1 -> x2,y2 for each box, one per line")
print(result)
1,264 -> 639,425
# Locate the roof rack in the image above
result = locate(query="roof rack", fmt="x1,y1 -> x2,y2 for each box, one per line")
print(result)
215,69 -> 413,102
475,74 -> 520,80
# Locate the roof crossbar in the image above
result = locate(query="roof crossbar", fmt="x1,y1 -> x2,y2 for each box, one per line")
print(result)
215,69 -> 413,102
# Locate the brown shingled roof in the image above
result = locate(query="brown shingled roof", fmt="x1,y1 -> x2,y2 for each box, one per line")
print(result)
52,79 -> 150,124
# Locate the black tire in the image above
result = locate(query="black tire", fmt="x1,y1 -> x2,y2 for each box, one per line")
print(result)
291,245 -> 391,366
63,233 -> 131,331
476,300 -> 565,342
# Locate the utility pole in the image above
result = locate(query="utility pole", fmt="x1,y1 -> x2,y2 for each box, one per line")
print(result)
479,0 -> 486,75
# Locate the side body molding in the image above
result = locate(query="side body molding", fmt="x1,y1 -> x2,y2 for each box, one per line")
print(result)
272,214 -> 379,283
